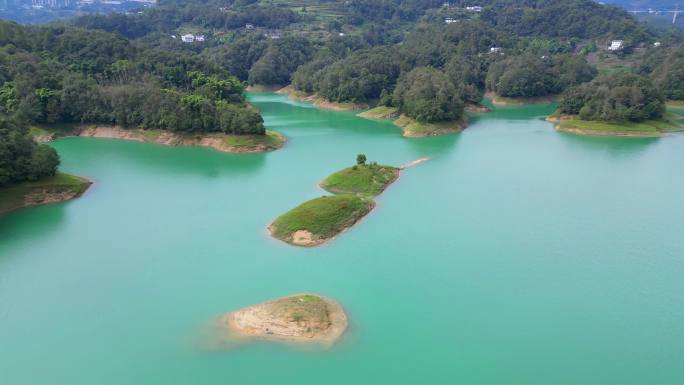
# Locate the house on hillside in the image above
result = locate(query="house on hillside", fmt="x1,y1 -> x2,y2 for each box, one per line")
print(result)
608,40 -> 624,51
195,35 -> 206,42
445,17 -> 457,24
490,47 -> 502,54
466,6 -> 483,12
245,23 -> 255,30
181,34 -> 195,43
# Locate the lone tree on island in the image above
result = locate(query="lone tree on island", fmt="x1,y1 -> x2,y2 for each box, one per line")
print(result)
356,154 -> 367,165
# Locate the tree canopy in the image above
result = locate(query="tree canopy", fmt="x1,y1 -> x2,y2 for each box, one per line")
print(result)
0,20 -> 264,135
393,67 -> 464,123
558,72 -> 665,122
0,118 -> 59,186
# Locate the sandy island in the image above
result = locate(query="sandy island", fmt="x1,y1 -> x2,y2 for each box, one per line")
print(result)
220,294 -> 348,345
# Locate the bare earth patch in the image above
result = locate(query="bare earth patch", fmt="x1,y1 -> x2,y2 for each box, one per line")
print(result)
76,126 -> 285,153
291,230 -> 318,246
219,294 -> 348,346
278,86 -> 368,111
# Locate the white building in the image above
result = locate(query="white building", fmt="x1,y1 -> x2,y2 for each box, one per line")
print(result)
466,6 -> 483,12
490,47 -> 502,54
445,17 -> 457,24
181,34 -> 195,43
245,23 -> 255,30
654,41 -> 662,47
195,35 -> 206,42
608,40 -> 624,51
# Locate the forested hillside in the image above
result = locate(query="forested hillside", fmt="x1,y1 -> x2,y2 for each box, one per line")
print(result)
0,21 -> 263,134
2,0 -> 683,190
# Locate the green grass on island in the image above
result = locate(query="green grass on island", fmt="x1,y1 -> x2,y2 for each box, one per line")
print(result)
320,164 -> 399,196
267,294 -> 330,324
269,195 -> 375,246
555,116 -> 683,137
222,130 -> 285,150
356,106 -> 399,119
394,115 -> 466,137
0,172 -> 91,215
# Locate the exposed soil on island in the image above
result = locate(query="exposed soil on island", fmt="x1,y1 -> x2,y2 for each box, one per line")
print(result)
220,294 -> 348,345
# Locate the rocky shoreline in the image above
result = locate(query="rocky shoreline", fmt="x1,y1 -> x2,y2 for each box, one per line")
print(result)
276,86 -> 369,111
35,126 -> 286,153
0,173 -> 92,215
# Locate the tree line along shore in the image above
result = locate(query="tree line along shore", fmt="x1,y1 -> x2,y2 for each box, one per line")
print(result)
3,0 -> 684,215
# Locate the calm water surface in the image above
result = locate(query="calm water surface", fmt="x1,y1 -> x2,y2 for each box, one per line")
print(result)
1,93 -> 683,385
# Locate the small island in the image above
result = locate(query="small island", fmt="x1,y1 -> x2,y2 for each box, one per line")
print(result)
269,195 -> 375,246
320,159 -> 399,196
269,155 -> 406,247
550,72 -> 683,137
221,294 -> 348,345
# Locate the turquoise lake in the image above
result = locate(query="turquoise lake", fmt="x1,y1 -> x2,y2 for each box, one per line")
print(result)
1,93 -> 683,384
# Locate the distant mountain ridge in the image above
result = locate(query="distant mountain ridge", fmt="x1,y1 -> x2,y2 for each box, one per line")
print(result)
600,0 -> 680,10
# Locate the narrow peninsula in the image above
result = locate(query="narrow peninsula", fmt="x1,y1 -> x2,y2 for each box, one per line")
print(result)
277,86 -> 369,111
549,72 -> 683,137
269,155 -> 418,247
221,294 -> 348,345
0,172 -> 91,215
1,118 -> 92,215
357,106 -> 468,137
34,126 -> 285,154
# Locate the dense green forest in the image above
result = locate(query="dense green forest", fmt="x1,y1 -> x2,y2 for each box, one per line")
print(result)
0,21 -> 264,134
0,118 -> 58,186
558,72 -> 665,122
486,54 -> 597,98
64,0 -> 683,126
